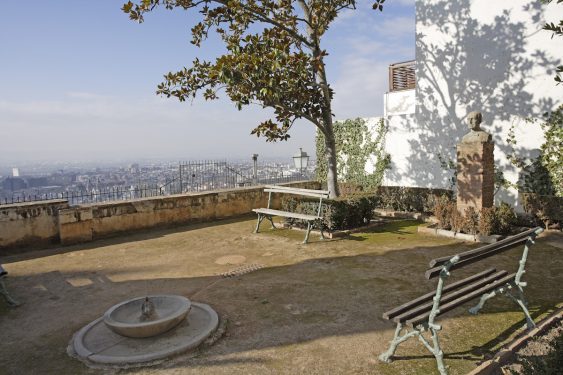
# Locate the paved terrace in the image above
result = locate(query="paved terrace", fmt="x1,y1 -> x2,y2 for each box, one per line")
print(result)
1,217 -> 562,375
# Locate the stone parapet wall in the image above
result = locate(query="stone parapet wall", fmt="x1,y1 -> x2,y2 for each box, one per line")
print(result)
0,200 -> 69,251
0,181 -> 320,250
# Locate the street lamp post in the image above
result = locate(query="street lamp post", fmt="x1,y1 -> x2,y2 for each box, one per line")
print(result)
292,148 -> 309,177
252,154 -> 259,185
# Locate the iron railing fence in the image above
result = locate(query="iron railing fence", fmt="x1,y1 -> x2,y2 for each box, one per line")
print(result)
0,185 -> 166,206
178,160 -> 314,193
0,159 -> 315,206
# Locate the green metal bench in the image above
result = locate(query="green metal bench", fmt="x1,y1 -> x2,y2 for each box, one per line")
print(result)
252,185 -> 330,244
0,264 -> 20,307
379,227 -> 543,375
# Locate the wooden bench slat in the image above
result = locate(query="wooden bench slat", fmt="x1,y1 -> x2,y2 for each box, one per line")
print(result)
264,185 -> 330,195
252,208 -> 320,221
407,272 -> 517,327
264,188 -> 329,199
382,268 -> 497,320
429,227 -> 539,268
424,236 -> 537,280
392,270 -> 508,323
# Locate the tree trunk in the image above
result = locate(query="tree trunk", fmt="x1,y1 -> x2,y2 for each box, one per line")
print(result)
323,124 -> 340,198
299,1 -> 340,197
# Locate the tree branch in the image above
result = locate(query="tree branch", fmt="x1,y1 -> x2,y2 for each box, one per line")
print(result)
213,0 -> 315,49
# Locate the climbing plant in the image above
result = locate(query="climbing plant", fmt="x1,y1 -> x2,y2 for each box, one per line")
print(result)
540,0 -> 563,84
539,105 -> 563,196
507,106 -> 563,197
316,118 -> 390,192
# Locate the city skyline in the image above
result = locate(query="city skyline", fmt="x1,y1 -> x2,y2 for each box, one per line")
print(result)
0,1 -> 414,163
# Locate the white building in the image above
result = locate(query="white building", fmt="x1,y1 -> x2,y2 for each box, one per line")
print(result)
379,0 -> 562,209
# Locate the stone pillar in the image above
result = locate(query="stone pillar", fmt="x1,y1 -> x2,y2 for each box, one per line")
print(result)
457,142 -> 494,214
456,111 -> 494,215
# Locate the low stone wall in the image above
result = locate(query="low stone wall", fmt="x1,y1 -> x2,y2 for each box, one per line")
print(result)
58,181 -> 320,245
0,200 -> 69,251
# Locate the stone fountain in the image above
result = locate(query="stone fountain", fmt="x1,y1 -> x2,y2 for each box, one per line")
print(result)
69,295 -> 219,366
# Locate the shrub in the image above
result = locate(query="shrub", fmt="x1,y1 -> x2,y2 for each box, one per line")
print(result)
433,200 -> 523,236
376,186 -> 453,213
521,193 -> 563,229
450,206 -> 464,233
479,207 -> 497,236
496,201 -> 517,235
463,207 -> 479,235
281,193 -> 377,231
434,196 -> 454,230
337,182 -> 365,196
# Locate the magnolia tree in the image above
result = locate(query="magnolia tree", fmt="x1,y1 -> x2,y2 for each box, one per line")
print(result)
124,0 -> 387,198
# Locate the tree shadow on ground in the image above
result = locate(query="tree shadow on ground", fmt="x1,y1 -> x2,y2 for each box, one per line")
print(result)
0,222 -> 561,374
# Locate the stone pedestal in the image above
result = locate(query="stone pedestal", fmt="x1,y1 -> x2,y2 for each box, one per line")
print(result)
456,142 -> 494,214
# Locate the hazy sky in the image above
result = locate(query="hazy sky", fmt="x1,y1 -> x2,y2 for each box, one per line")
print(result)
0,1 -> 414,164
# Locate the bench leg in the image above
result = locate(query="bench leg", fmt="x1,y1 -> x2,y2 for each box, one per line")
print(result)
508,289 -> 536,330
429,327 -> 447,375
318,220 -> 325,240
379,323 -> 419,363
380,324 -> 448,375
412,326 -> 447,375
254,214 -> 265,233
0,279 -> 20,307
468,290 -> 497,315
266,216 -> 276,229
303,222 -> 312,244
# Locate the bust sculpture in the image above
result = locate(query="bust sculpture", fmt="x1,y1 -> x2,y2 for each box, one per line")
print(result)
461,111 -> 492,143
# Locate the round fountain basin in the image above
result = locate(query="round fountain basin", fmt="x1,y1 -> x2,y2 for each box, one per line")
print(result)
103,295 -> 191,338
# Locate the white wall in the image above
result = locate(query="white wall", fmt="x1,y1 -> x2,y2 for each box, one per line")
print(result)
364,89 -> 451,188
412,0 -> 562,208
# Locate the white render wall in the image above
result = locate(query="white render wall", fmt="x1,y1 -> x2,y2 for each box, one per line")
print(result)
367,89 -> 450,188
402,0 -> 563,208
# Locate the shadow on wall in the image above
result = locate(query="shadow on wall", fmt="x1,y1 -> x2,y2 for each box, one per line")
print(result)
404,0 -> 560,198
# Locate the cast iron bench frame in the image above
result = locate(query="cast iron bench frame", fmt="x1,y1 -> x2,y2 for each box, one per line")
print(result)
379,227 -> 543,375
252,185 -> 330,244
0,264 -> 20,307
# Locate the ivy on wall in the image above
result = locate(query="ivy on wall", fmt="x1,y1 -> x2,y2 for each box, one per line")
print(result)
316,118 -> 390,191
506,105 -> 563,197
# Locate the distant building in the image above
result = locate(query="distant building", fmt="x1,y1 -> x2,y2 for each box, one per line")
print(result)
12,168 -> 19,177
27,177 -> 49,188
129,163 -> 140,174
2,177 -> 27,191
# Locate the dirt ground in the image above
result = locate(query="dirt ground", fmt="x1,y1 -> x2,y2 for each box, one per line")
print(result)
1,217 -> 562,375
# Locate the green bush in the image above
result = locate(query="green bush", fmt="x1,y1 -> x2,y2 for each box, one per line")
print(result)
432,200 -> 520,236
375,186 -> 453,213
337,182 -> 366,196
463,207 -> 479,235
521,193 -> 563,229
450,207 -> 465,233
496,201 -> 517,235
281,193 -> 377,231
434,196 -> 455,230
478,207 -> 497,236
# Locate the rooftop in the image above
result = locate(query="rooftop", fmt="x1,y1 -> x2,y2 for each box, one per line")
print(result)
1,218 -> 561,374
